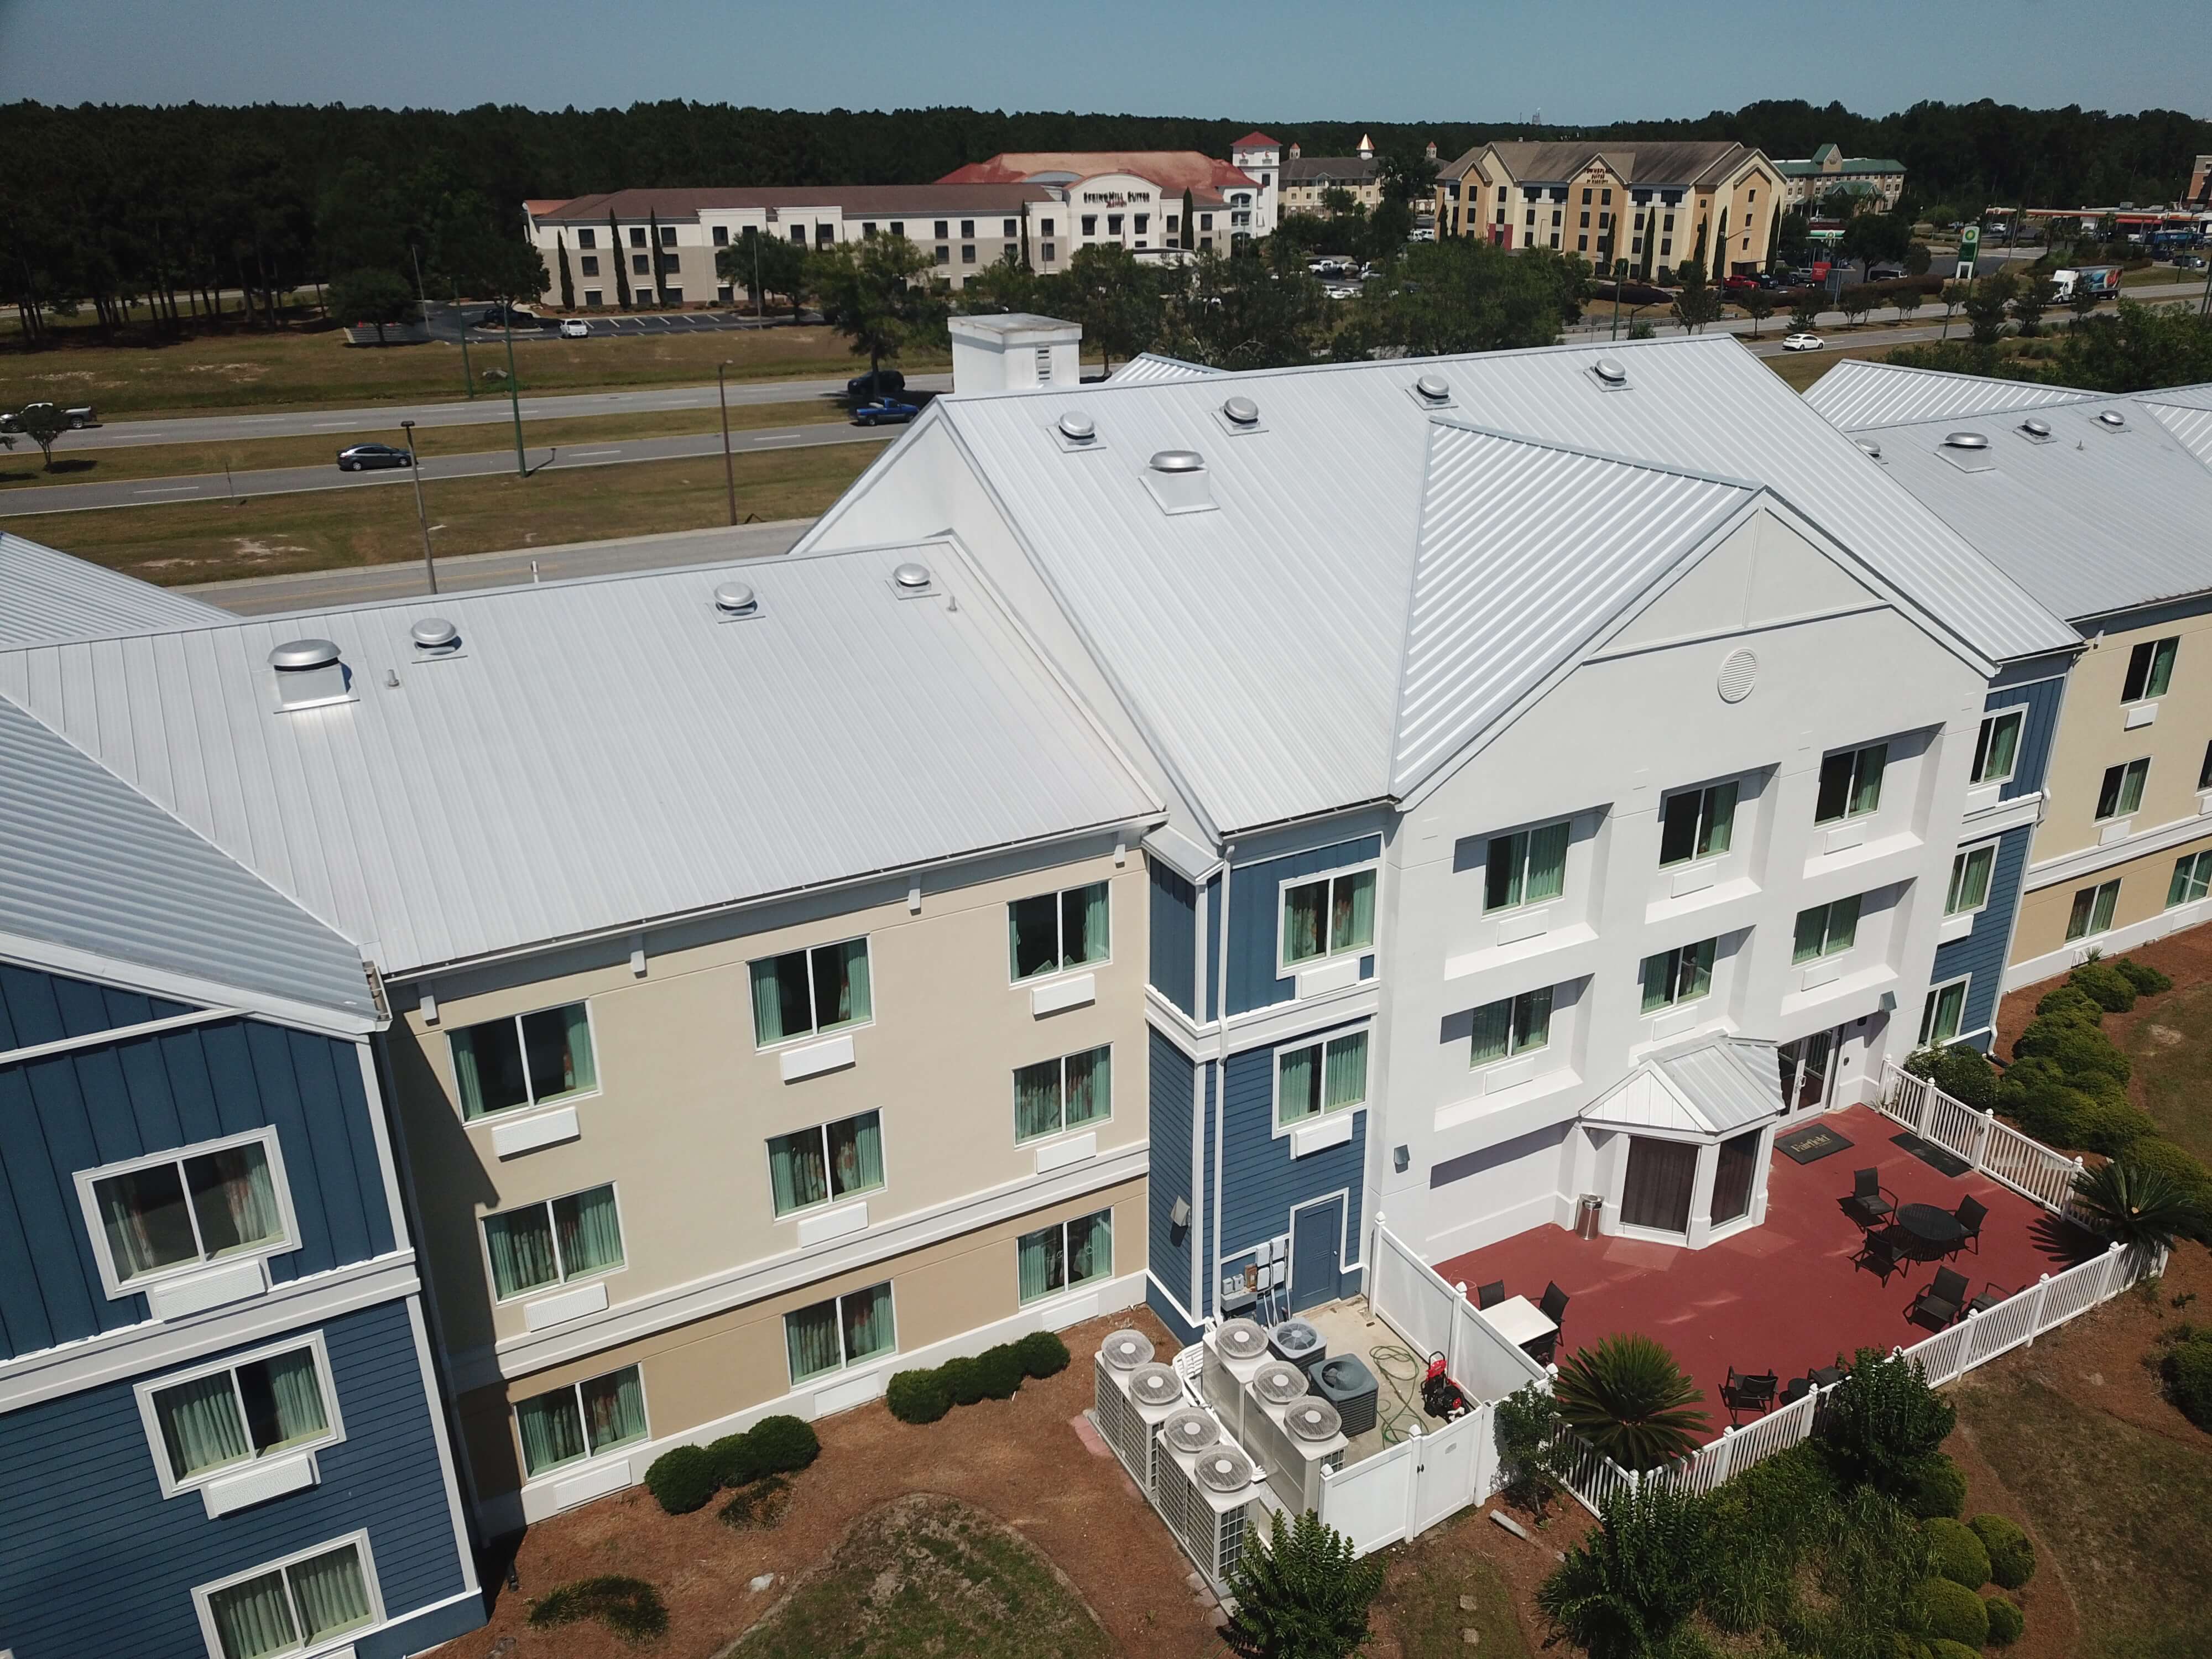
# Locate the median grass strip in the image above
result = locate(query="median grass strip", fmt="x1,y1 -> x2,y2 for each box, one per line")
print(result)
8,446 -> 874,585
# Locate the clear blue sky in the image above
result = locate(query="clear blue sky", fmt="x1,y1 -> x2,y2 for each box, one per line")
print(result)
2,0 -> 2205,121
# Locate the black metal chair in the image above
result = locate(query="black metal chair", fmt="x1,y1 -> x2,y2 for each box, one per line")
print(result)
1476,1280 -> 1506,1310
1520,1282 -> 1569,1368
1854,1224 -> 1908,1283
1538,1281 -> 1569,1327
1724,1368 -> 1779,1420
1952,1195 -> 1988,1256
1781,1373 -> 1813,1407
1967,1282 -> 2012,1316
1848,1167 -> 1897,1228
1909,1266 -> 1971,1331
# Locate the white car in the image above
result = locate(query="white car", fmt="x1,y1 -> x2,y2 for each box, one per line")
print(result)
559,318 -> 591,339
1782,332 -> 1825,352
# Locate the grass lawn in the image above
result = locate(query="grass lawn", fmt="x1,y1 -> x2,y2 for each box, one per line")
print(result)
733,1494 -> 1114,1659
9,445 -> 873,585
1765,336 -> 1924,393
1369,1511 -> 1535,1659
0,322 -> 942,420
2119,977 -> 2212,1167
0,400 -> 841,492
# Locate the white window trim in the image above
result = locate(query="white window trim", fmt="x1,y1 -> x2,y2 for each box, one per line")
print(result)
1971,708 -> 2024,786
1006,881 -> 1115,987
514,1361 -> 652,1482
448,998 -> 602,1124
133,1329 -> 345,1500
784,1280 -> 898,1388
1274,858 -> 1381,975
73,1126 -> 301,1303
479,1181 -> 627,1306
1656,782 -> 1739,869
1792,896 -> 1862,963
191,1529 -> 385,1659
1015,1207 -> 1115,1307
1814,742 -> 1888,825
766,1109 -> 889,1219
1919,975 -> 1971,1045
2093,758 -> 2150,823
749,936 -> 878,1051
1481,818 -> 1573,913
2169,849 -> 2212,910
1641,938 -> 1718,1015
1270,1024 -> 1373,1135
2064,878 -> 2123,942
1469,987 -> 1554,1071
2121,637 -> 2178,705
1945,844 -> 1998,919
1010,1044 -> 1114,1147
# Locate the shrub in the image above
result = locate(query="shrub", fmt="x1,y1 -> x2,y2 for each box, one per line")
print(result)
2162,1328 -> 2212,1428
2000,1079 -> 2100,1147
2011,1017 -> 2130,1088
974,1343 -> 1025,1400
643,1444 -> 719,1515
1969,1514 -> 2036,1589
940,1355 -> 987,1406
1551,1333 -> 1710,1472
1225,1510 -> 1387,1659
2126,1139 -> 2212,1238
1824,1352 -> 1957,1497
1015,1328 -> 1071,1378
1906,1044 -> 1997,1110
718,1473 -> 791,1530
2074,1157 -> 2205,1251
529,1575 -> 669,1642
1985,1594 -> 2025,1646
1538,1479 -> 1712,1658
747,1415 -> 820,1475
1703,1443 -> 1838,1630
1928,1641 -> 1983,1659
2032,982 -> 2103,1025
2112,956 -> 2173,995
2074,1094 -> 2157,1156
886,1366 -> 952,1425
707,1432 -> 765,1490
2069,958 -> 2137,1012
1923,1516 -> 1990,1587
1494,1384 -> 1567,1518
1900,1453 -> 1968,1520
1918,1575 -> 1990,1647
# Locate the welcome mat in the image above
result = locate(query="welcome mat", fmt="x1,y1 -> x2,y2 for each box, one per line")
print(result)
1775,1122 -> 1854,1165
1891,1131 -> 1973,1179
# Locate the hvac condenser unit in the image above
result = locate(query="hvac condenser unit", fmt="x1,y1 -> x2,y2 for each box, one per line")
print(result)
1092,1327 -> 1161,1489
1246,1368 -> 1347,1516
1201,1318 -> 1272,1440
1154,1407 -> 1259,1589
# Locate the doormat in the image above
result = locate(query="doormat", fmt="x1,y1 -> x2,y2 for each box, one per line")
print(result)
1891,1132 -> 1973,1179
1775,1123 -> 1854,1165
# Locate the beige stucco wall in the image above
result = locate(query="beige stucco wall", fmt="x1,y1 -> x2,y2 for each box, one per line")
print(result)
2012,828 -> 2212,966
2033,613 -> 2212,861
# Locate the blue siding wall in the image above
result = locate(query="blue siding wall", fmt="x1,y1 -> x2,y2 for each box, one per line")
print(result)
0,963 -> 196,1051
1933,825 -> 2030,1047
1215,1031 -> 1367,1290
1204,874 -> 1223,1021
1149,864 -> 1197,1017
1986,677 -> 2064,801
0,990 -> 394,1360
0,1300 -> 471,1659
1225,836 -> 1382,1016
1146,1030 -> 1196,1319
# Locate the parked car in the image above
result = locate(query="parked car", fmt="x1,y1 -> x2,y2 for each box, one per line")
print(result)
1752,272 -> 1784,290
1782,333 -> 1826,352
476,307 -> 543,329
559,317 -> 591,338
1,400 -> 98,432
2178,253 -> 2209,271
1722,274 -> 1760,291
1865,265 -> 1904,283
846,368 -> 906,399
851,398 -> 920,427
335,442 -> 414,471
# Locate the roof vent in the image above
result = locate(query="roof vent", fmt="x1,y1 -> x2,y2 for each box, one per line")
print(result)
1142,450 -> 1215,515
1854,438 -> 1883,458
1223,395 -> 1259,425
890,560 -> 935,597
1590,356 -> 1630,390
1053,410 -> 1100,452
1410,372 -> 1454,408
2020,417 -> 2053,439
2098,409 -> 2127,429
1150,450 -> 1204,472
409,617 -> 460,654
268,638 -> 348,711
712,581 -> 759,619
1943,431 -> 1989,450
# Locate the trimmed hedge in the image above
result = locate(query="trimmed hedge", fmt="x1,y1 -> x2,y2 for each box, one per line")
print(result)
1924,1516 -> 1990,1588
2069,958 -> 2137,1013
1927,1641 -> 1983,1659
2112,956 -> 2173,995
643,1444 -> 719,1515
1919,1575 -> 1990,1647
885,1329 -> 1072,1427
941,1355 -> 987,1407
1900,1453 -> 1967,1520
748,1414 -> 820,1474
2163,1328 -> 2212,1429
1985,1594 -> 2025,1647
1968,1514 -> 2036,1589
886,1366 -> 952,1425
708,1432 -> 763,1490
1017,1328 -> 1072,1378
975,1343 -> 1025,1400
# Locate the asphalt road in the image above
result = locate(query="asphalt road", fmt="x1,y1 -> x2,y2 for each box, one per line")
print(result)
425,302 -> 817,343
1,420 -> 897,518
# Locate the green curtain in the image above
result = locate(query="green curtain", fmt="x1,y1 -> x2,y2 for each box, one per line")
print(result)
1282,883 -> 1324,964
1334,871 -> 1376,951
208,1569 -> 297,1659
841,1282 -> 894,1361
582,1366 -> 648,1454
97,1164 -> 196,1281
1700,782 -> 1738,857
751,955 -> 795,1044
451,1025 -> 487,1117
828,1112 -> 883,1198
1323,1032 -> 1369,1110
288,1543 -> 373,1643
1980,713 -> 2020,781
1852,745 -> 1887,815
1068,1209 -> 1112,1286
1792,906 -> 1828,964
1682,939 -> 1717,1001
1064,882 -> 1110,967
1514,987 -> 1553,1053
452,1018 -> 529,1115
1469,999 -> 1512,1067
485,1206 -> 559,1298
1013,1061 -> 1063,1142
1018,1224 -> 1065,1302
1485,832 -> 1525,910
155,1371 -> 251,1481
185,1142 -> 282,1256
1640,951 -> 1672,1013
516,1386 -> 587,1477
768,1128 -> 830,1215
553,1185 -> 623,1279
786,1300 -> 843,1382
1525,823 -> 1568,903
1064,1047 -> 1111,1127
519,1004 -> 595,1100
1826,894 -> 1861,954
2091,882 -> 2119,933
238,1348 -> 329,1454
1277,1044 -> 1319,1123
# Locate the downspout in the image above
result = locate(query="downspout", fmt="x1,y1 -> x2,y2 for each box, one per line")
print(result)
1209,844 -> 1234,1326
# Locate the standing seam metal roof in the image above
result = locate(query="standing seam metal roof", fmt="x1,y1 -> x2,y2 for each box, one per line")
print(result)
1802,358 -> 2098,431
1653,1037 -> 1787,1133
1106,353 -> 1223,384
0,532 -> 231,649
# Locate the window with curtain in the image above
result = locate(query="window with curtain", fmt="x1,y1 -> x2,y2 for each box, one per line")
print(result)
766,1111 -> 884,1217
1485,821 -> 1570,911
785,1282 -> 895,1385
1012,1046 -> 1112,1144
1018,1208 -> 1113,1303
1657,781 -> 1738,865
1918,979 -> 1968,1045
1814,743 -> 1887,823
450,1002 -> 598,1119
1791,894 -> 1861,963
1469,986 -> 1553,1068
1709,1129 -> 1761,1225
1640,938 -> 1717,1013
1947,846 -> 1995,915
150,1343 -> 333,1487
1620,1135 -> 1699,1234
1971,710 -> 2022,784
203,1539 -> 375,1659
1276,1030 -> 1369,1126
1007,882 -> 1112,981
749,938 -> 873,1045
2169,850 -> 2212,908
2121,635 -> 2177,702
2064,879 -> 2121,942
2094,758 -> 2150,821
1280,868 -> 1376,968
484,1183 -> 623,1300
515,1364 -> 648,1478
88,1133 -> 288,1290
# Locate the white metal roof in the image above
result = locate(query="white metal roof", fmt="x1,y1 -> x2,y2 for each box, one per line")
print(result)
2141,384 -> 2212,467
1582,1035 -> 1783,1136
1801,358 -> 2097,432
0,531 -> 231,648
1105,353 -> 1222,384
0,545 -> 1159,978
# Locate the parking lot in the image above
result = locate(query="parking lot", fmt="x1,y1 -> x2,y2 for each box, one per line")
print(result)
426,305 -> 822,344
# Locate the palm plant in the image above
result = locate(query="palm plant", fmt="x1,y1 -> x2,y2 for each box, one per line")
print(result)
1552,1334 -> 1709,1472
2073,1157 -> 2201,1251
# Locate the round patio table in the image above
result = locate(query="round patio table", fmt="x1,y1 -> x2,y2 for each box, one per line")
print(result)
1896,1203 -> 1965,1258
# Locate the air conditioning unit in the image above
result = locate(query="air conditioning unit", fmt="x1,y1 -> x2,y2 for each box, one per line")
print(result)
1270,1317 -> 1326,1380
1154,1407 -> 1259,1589
1202,1318 -> 1272,1439
1246,1370 -> 1347,1515
1092,1327 -> 1161,1488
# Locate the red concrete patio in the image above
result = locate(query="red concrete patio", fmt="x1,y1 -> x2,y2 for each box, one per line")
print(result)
1431,1104 -> 2099,1418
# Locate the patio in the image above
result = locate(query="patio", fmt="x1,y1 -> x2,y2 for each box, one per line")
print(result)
1430,1104 -> 2099,1417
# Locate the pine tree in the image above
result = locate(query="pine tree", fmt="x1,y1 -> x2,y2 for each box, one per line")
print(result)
556,234 -> 575,310
1222,1510 -> 1385,1659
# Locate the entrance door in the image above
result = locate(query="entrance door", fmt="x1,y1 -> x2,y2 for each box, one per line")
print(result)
1776,1030 -> 1835,1114
1289,1196 -> 1344,1312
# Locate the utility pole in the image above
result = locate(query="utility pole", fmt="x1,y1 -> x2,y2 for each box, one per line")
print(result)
400,420 -> 437,594
455,281 -> 476,398
717,361 -> 738,525
502,311 -> 526,477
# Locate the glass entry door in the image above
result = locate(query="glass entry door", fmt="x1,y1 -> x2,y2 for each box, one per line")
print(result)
1776,1030 -> 1835,1114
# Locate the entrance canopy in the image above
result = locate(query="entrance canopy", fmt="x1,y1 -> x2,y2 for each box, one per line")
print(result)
1580,1036 -> 1784,1137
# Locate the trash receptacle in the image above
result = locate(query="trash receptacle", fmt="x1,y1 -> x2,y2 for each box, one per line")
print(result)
1576,1194 -> 1604,1239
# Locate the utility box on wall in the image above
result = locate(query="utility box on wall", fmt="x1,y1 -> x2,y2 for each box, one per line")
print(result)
948,312 -> 1083,394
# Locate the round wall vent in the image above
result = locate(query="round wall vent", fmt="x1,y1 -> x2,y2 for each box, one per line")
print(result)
712,582 -> 756,615
1130,1363 -> 1182,1408
1854,438 -> 1883,458
1287,1398 -> 1343,1443
410,617 -> 460,651
1254,1361 -> 1308,1405
1222,395 -> 1260,425
1100,1329 -> 1154,1371
2021,418 -> 2052,437
268,638 -> 340,671
1197,1447 -> 1254,1494
1161,1408 -> 1218,1453
1943,431 -> 1989,450
2098,409 -> 2126,428
1593,357 -> 1627,384
1057,411 -> 1096,442
1415,373 -> 1451,402
1149,449 -> 1204,473
893,561 -> 932,589
1717,649 -> 1759,705
1217,1319 -> 1270,1361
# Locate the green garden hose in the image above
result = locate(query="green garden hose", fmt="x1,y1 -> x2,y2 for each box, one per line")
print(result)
1367,1342 -> 1426,1444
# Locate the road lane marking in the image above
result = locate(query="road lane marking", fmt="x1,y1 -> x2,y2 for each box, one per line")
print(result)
133,483 -> 203,494
567,448 -> 620,458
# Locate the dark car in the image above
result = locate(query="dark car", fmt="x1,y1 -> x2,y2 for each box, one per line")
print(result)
476,307 -> 545,330
1752,272 -> 1784,290
846,368 -> 906,399
336,442 -> 413,472
851,399 -> 920,427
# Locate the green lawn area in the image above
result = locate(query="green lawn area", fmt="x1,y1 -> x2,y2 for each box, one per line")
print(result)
733,1495 -> 1114,1659
2121,978 -> 2212,1167
1371,1512 -> 1535,1658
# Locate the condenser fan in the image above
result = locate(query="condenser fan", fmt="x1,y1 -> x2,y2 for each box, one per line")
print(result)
1100,1329 -> 1154,1371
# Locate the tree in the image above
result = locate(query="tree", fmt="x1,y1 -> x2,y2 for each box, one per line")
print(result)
2072,1156 -> 2202,1250
1159,249 -> 1330,371
1551,1334 -> 1709,1472
1537,1479 -> 1712,1659
1057,243 -> 1160,374
1366,195 -> 1413,257
1739,285 -> 1775,337
1220,1510 -> 1385,1659
2011,277 -> 2053,336
1376,146 -> 1441,210
2067,274 -> 2104,329
8,399 -> 71,470
957,246 -> 1046,314
1790,294 -> 1824,333
1709,206 -> 1730,283
1493,1383 -> 1567,1517
1938,279 -> 1971,338
327,267 -> 416,346
556,233 -> 575,310
1318,185 -> 1359,218
718,228 -> 809,321
1838,284 -> 1876,327
1893,283 -> 1926,327
2052,301 -> 2212,390
469,238 -> 549,306
1822,1348 -> 1955,1496
1964,272 -> 2017,344
1775,209 -> 1811,264
810,234 -> 941,383
645,210 -> 665,304
1903,241 -> 1933,276
1332,237 -> 1583,361
609,210 -> 631,310
1670,263 -> 1722,334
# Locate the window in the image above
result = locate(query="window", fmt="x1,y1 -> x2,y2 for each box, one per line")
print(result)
143,1338 -> 338,1494
628,226 -> 645,247
1579,211 -> 1590,228
1276,1031 -> 1369,1126
815,225 -> 832,247
1081,214 -> 1097,235
578,228 -> 596,249
766,1111 -> 884,1216
1640,938 -> 1717,1013
2094,758 -> 2149,821
2200,740 -> 2212,790
79,1129 -> 293,1295
1582,189 -> 1592,204
1919,978 -> 1968,1045
934,245 -> 949,264
1470,987 -> 1552,1068
1709,1128 -> 1760,1225
1165,215 -> 1179,232
1014,1045 -> 1112,1142
1791,894 -> 1861,963
195,1536 -> 380,1659
933,220 -> 948,238
961,244 -> 977,264
1578,236 -> 1589,252
1008,882 -> 1110,982
580,254 -> 599,276
450,1003 -> 597,1119
1661,238 -> 1673,254
482,1184 -> 623,1301
1972,709 -> 2022,785
890,220 -> 905,237
583,289 -> 601,306
712,225 -> 728,246
858,221 -> 875,238
789,226 -> 806,244
1281,867 -> 1376,968
959,219 -> 974,237
1659,781 -> 1738,865
1814,743 -> 1887,823
514,1365 -> 647,1479
1039,217 -> 1053,236
658,225 -> 675,246
716,284 -> 733,303
785,1281 -> 894,1384
1201,213 -> 1214,230
2122,637 -> 2177,702
1200,236 -> 1213,251
1041,242 -> 1056,260
632,253 -> 650,275
1485,822 -> 1569,910
1107,214 -> 1123,234
2169,850 -> 2212,907
750,937 -> 873,1044
1018,1208 -> 1112,1303
1003,217 -> 1018,236
1135,213 -> 1150,234
1946,845 -> 1995,915
2064,879 -> 2121,941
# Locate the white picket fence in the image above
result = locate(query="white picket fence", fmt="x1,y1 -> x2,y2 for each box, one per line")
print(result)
1879,1062 -> 2089,1220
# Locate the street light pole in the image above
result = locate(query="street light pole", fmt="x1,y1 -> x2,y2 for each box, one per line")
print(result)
454,280 -> 476,399
717,361 -> 737,526
400,420 -> 437,594
502,311 -> 526,477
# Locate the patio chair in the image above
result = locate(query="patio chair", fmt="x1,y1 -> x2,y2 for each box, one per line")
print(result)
1520,1284 -> 1568,1367
1724,1368 -> 1778,1420
1847,1167 -> 1897,1228
1781,1374 -> 1813,1407
1951,1195 -> 1988,1256
1476,1280 -> 1506,1310
1538,1281 -> 1569,1327
1967,1282 -> 2012,1316
1853,1224 -> 1908,1283
1909,1266 -> 1971,1331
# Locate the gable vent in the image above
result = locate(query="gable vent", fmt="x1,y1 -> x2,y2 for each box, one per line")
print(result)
1717,649 -> 1759,704
268,639 -> 348,710
712,581 -> 759,619
1143,450 -> 1215,514
410,617 -> 461,654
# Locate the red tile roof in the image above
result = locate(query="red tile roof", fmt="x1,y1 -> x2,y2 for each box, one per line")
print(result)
938,151 -> 1259,195
1233,132 -> 1280,149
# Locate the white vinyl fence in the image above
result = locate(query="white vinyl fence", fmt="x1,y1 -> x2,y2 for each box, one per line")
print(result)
1880,1061 -> 2089,1220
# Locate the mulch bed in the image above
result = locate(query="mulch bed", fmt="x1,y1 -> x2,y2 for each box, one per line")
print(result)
1993,926 -> 2212,1062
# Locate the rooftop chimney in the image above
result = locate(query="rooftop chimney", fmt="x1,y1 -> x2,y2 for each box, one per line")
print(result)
946,312 -> 1083,397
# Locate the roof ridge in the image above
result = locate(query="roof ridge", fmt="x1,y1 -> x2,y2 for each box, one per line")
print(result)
1422,414 -> 1767,492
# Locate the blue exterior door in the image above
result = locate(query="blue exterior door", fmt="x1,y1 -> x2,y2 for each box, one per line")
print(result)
1290,1195 -> 1344,1312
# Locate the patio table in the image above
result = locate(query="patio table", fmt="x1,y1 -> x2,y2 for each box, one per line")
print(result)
1481,1294 -> 1557,1349
1896,1203 -> 1965,1258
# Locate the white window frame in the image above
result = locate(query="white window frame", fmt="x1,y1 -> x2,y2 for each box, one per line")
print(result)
479,1180 -> 627,1305
190,1530 -> 385,1659
765,1110 -> 888,1218
133,1330 -> 345,1500
1015,1207 -> 1115,1306
2169,849 -> 2212,909
1011,1044 -> 1114,1146
2064,878 -> 2122,942
1482,820 -> 1572,912
2121,635 -> 2177,704
1919,976 -> 1970,1046
1469,987 -> 1553,1070
1640,938 -> 1718,1014
446,999 -> 602,1122
1275,859 -> 1380,973
1657,782 -> 1738,868
1946,844 -> 1997,917
1791,894 -> 1862,963
1971,709 -> 2023,786
513,1362 -> 652,1482
749,936 -> 875,1049
1814,742 -> 1888,825
73,1126 -> 301,1302
784,1280 -> 898,1387
2094,757 -> 2150,823
1271,1025 -> 1372,1133
1006,881 -> 1114,985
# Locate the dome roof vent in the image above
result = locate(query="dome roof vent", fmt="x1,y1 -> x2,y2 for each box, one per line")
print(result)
1413,373 -> 1452,403
2098,409 -> 2127,428
2020,417 -> 2053,439
1142,450 -> 1215,515
890,560 -> 936,598
409,617 -> 460,652
1854,437 -> 1883,458
1057,411 -> 1097,443
1590,356 -> 1631,390
712,581 -> 758,617
1943,431 -> 1989,450
268,639 -> 348,710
